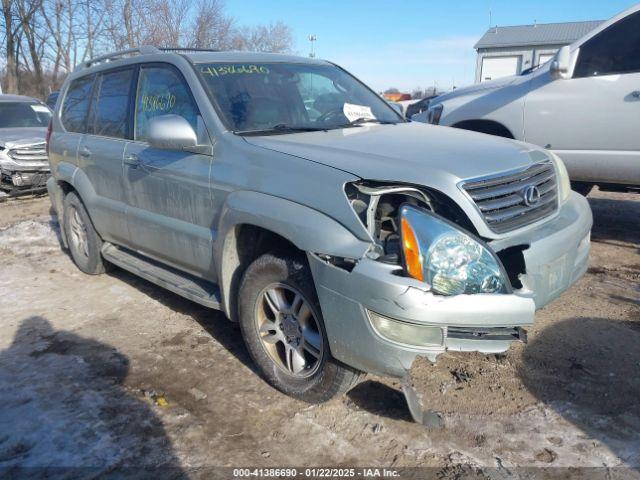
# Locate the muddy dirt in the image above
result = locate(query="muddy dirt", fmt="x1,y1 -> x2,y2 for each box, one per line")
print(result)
0,189 -> 638,475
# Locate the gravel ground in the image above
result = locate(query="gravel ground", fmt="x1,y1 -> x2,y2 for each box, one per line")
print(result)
0,189 -> 638,477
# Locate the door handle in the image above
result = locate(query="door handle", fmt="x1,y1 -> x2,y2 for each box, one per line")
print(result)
123,153 -> 140,167
632,90 -> 640,99
80,147 -> 91,158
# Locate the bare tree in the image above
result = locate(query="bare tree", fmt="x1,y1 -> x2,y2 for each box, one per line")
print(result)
190,0 -> 233,49
144,0 -> 189,46
15,0 -> 47,97
103,0 -> 146,49
232,21 -> 293,53
2,0 -> 295,98
1,0 -> 19,92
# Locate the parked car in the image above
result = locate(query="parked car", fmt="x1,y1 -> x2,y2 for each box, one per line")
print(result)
415,4 -> 640,197
47,47 -> 592,418
46,91 -> 60,110
0,94 -> 52,195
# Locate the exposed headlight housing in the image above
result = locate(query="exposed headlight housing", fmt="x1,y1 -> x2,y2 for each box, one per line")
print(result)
548,151 -> 571,203
400,204 -> 510,295
427,104 -> 443,125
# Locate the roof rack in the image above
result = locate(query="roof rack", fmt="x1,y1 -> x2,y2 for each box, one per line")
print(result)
158,47 -> 221,54
74,46 -> 222,72
74,46 -> 160,71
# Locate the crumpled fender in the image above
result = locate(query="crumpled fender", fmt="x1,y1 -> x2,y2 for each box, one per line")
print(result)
215,190 -> 371,316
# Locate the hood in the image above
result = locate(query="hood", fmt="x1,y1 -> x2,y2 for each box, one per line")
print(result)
244,122 -> 548,187
434,75 -> 526,104
0,127 -> 47,149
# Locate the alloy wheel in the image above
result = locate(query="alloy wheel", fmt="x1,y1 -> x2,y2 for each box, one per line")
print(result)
68,206 -> 89,259
254,283 -> 323,377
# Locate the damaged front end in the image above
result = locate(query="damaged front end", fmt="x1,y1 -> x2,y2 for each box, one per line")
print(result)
0,140 -> 50,198
344,180 -> 529,302
310,178 -> 591,424
311,180 -> 534,366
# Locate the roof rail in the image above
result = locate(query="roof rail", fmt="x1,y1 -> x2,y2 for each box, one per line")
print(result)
74,45 -> 161,72
158,47 -> 221,54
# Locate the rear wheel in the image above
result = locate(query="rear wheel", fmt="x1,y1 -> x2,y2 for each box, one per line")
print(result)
63,191 -> 106,275
238,252 -> 362,403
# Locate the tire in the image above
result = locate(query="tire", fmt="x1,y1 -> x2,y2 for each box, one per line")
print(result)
238,252 -> 362,403
571,182 -> 593,197
63,191 -> 106,275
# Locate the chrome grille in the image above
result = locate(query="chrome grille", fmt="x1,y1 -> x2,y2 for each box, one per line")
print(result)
461,162 -> 558,233
8,143 -> 48,164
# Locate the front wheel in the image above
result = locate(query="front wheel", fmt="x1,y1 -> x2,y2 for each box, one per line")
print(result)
238,252 -> 361,403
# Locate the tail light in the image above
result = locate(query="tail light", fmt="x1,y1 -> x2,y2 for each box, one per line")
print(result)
45,120 -> 53,156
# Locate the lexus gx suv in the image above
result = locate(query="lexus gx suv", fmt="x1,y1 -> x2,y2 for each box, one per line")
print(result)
47,47 -> 592,417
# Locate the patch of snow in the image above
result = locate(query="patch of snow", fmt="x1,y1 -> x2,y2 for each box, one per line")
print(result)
0,219 -> 60,255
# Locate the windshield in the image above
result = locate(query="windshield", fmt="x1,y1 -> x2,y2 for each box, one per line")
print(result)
0,102 -> 52,128
196,62 -> 403,134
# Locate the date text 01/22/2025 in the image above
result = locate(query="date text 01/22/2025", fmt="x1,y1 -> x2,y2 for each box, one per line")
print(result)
232,468 -> 401,478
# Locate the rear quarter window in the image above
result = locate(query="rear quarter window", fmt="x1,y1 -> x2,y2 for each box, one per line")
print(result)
61,75 -> 95,133
89,68 -> 134,139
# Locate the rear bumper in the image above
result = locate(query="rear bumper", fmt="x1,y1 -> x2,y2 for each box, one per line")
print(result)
309,192 -> 592,377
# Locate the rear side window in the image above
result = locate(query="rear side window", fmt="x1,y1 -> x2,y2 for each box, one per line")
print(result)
89,68 -> 134,139
574,11 -> 640,78
61,76 -> 95,133
134,65 -> 199,142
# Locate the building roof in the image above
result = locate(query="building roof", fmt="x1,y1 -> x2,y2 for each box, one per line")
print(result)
475,20 -> 604,49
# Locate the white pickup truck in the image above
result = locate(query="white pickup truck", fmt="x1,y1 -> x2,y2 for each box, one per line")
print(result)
414,4 -> 640,197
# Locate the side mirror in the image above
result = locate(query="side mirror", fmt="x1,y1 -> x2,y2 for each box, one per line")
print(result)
147,114 -> 197,150
550,45 -> 571,80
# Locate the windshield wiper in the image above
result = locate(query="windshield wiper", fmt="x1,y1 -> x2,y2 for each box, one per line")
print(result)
236,124 -> 327,136
342,117 -> 398,127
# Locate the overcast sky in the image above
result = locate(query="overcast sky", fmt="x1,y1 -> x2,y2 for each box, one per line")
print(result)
226,0 -> 638,92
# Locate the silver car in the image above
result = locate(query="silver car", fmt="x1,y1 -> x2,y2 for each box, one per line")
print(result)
415,4 -> 640,197
0,94 -> 52,195
47,47 -> 592,416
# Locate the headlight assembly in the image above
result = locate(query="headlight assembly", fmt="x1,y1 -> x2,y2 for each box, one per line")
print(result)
400,204 -> 509,295
548,151 -> 571,203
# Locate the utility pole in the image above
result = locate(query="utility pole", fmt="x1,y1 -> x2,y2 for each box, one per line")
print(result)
308,35 -> 317,58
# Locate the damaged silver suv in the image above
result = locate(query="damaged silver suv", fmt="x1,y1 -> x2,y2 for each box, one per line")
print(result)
47,47 -> 592,411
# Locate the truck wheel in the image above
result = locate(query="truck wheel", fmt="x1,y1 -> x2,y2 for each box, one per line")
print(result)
238,252 -> 362,403
571,182 -> 593,197
63,191 -> 106,275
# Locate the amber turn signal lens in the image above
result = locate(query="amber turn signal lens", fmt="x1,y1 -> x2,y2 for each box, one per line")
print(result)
401,217 -> 424,282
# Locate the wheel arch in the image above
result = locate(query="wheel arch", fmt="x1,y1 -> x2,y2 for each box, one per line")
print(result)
215,191 -> 371,320
48,163 -> 101,248
451,119 -> 515,139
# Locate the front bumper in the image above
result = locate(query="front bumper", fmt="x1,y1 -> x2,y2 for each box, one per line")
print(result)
309,192 -> 592,377
0,152 -> 50,190
0,169 -> 50,190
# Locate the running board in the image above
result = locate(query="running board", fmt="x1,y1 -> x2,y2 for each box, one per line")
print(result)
101,243 -> 221,309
